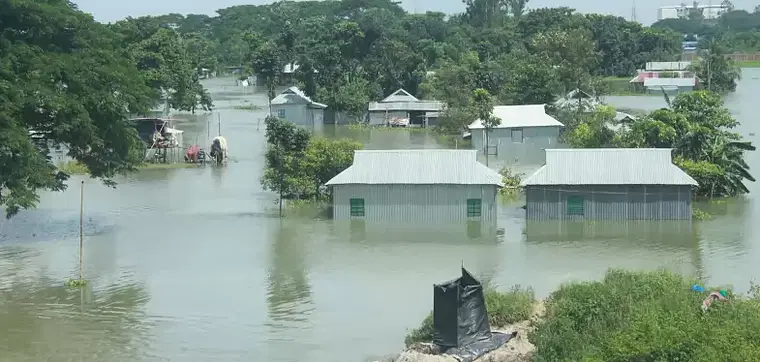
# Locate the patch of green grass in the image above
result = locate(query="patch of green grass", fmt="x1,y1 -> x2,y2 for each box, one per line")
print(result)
736,60 -> 760,68
234,103 -> 263,111
57,160 -> 199,175
692,207 -> 712,220
404,286 -> 535,346
530,269 -> 760,362
281,199 -> 331,219
65,278 -> 88,288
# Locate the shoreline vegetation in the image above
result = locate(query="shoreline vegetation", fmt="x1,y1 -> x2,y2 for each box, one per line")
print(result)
57,161 -> 198,175
386,269 -> 760,362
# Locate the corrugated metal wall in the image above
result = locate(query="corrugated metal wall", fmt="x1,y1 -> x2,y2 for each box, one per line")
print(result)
525,185 -> 693,220
270,104 -> 323,131
368,110 -> 408,125
332,184 -> 499,224
471,126 -> 561,153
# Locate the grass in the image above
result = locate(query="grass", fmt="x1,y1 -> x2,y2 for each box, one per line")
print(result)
65,278 -> 88,288
736,60 -> 760,68
234,103 -> 263,111
692,207 -> 712,220
530,269 -> 760,362
404,286 -> 535,347
57,161 -> 199,175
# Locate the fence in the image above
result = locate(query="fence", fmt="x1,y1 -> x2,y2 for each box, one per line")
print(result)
682,52 -> 760,62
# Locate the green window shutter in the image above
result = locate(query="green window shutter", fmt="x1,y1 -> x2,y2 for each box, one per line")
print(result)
567,195 -> 584,215
467,198 -> 482,217
350,198 -> 365,217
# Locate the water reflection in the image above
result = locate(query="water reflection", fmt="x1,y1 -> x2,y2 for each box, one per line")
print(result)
0,269 -> 151,362
266,221 -> 313,325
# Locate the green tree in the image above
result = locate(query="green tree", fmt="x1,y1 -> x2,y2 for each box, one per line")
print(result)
690,39 -> 741,93
261,116 -> 312,216
472,88 -> 501,165
250,40 -> 283,112
564,105 -> 617,148
302,138 -> 363,199
1,0 -> 155,217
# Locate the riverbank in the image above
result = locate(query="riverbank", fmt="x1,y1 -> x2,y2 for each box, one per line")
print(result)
380,269 -> 760,362
57,160 -> 199,175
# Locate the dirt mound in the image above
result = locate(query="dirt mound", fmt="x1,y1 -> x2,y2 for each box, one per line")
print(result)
376,301 -> 545,362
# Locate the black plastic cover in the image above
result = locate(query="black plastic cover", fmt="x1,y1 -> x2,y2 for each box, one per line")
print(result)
432,267 -> 514,361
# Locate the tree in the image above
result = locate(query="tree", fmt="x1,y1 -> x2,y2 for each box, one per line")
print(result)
1,0 -> 155,217
690,39 -> 741,93
530,28 -> 599,94
302,138 -> 363,199
472,88 -> 501,165
261,116 -> 311,216
564,105 -> 617,148
251,41 -> 283,113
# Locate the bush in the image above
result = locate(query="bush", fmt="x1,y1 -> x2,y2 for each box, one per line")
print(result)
530,269 -> 760,362
404,286 -> 535,346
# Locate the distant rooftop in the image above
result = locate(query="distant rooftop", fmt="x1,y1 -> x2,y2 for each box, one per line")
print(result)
521,148 -> 698,186
325,149 -> 503,186
644,77 -> 696,87
271,86 -> 327,109
368,88 -> 444,112
468,104 -> 564,129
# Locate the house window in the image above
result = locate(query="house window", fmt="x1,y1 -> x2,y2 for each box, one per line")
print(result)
467,199 -> 482,217
567,195 -> 584,215
350,198 -> 365,217
277,109 -> 286,119
511,128 -> 523,143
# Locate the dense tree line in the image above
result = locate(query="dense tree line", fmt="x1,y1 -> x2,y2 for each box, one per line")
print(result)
653,5 -> 760,52
1,0 -> 212,217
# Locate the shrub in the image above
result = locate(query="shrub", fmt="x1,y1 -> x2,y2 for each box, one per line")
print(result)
530,269 -> 760,362
404,286 -> 535,346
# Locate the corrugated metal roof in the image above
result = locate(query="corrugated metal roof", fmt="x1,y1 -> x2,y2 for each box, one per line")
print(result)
521,148 -> 698,186
325,149 -> 504,186
381,88 -> 419,103
644,77 -> 696,87
368,100 -> 444,112
271,86 -> 327,108
468,104 -> 564,129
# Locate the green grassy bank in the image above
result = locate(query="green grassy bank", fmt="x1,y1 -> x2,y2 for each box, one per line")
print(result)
57,161 -> 198,175
737,60 -> 760,68
405,269 -> 760,361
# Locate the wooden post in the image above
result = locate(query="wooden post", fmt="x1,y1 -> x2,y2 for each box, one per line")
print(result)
218,113 -> 221,136
79,181 -> 84,281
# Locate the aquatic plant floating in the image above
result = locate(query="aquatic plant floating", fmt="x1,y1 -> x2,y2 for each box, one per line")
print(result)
65,278 -> 88,288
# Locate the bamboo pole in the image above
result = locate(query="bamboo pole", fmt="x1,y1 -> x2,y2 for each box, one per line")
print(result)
79,180 -> 84,281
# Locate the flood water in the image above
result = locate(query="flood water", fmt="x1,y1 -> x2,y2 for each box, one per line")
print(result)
1,71 -> 759,362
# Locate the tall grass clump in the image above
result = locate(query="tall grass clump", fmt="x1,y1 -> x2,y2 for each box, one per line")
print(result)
531,269 -> 760,362
404,286 -> 535,346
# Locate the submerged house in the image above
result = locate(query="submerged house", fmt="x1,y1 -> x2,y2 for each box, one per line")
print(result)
467,104 -> 564,153
325,149 -> 503,224
521,148 -> 698,220
270,86 -> 327,131
630,61 -> 697,93
367,89 -> 444,127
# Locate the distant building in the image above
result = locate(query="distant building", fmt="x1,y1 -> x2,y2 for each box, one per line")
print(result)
658,3 -> 728,20
325,149 -> 503,225
367,89 -> 444,127
467,104 -> 564,154
255,63 -> 313,86
270,86 -> 327,131
521,148 -> 698,220
629,61 -> 697,93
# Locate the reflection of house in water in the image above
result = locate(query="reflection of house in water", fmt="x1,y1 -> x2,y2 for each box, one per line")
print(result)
267,223 -> 312,323
270,86 -> 327,132
367,89 -> 444,127
326,150 -> 503,232
522,148 -> 698,220
524,220 -> 697,247
467,104 -> 564,164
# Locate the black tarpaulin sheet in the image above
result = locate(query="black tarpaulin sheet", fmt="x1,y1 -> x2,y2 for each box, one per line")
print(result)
432,267 -> 514,362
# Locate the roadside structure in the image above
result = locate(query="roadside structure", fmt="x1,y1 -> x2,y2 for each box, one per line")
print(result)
367,89 -> 444,127
467,104 -> 564,154
270,86 -> 327,131
521,148 -> 698,220
325,149 -> 503,224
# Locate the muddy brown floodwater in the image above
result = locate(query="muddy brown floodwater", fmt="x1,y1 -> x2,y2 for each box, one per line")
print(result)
1,72 -> 759,362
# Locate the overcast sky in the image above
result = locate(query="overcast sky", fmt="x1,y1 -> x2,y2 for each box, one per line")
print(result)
73,0 -> 757,26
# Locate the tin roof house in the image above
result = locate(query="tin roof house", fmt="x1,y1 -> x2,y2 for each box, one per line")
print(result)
630,61 -> 697,93
325,149 -> 503,227
367,89 -> 444,127
270,86 -> 327,131
521,148 -> 698,220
